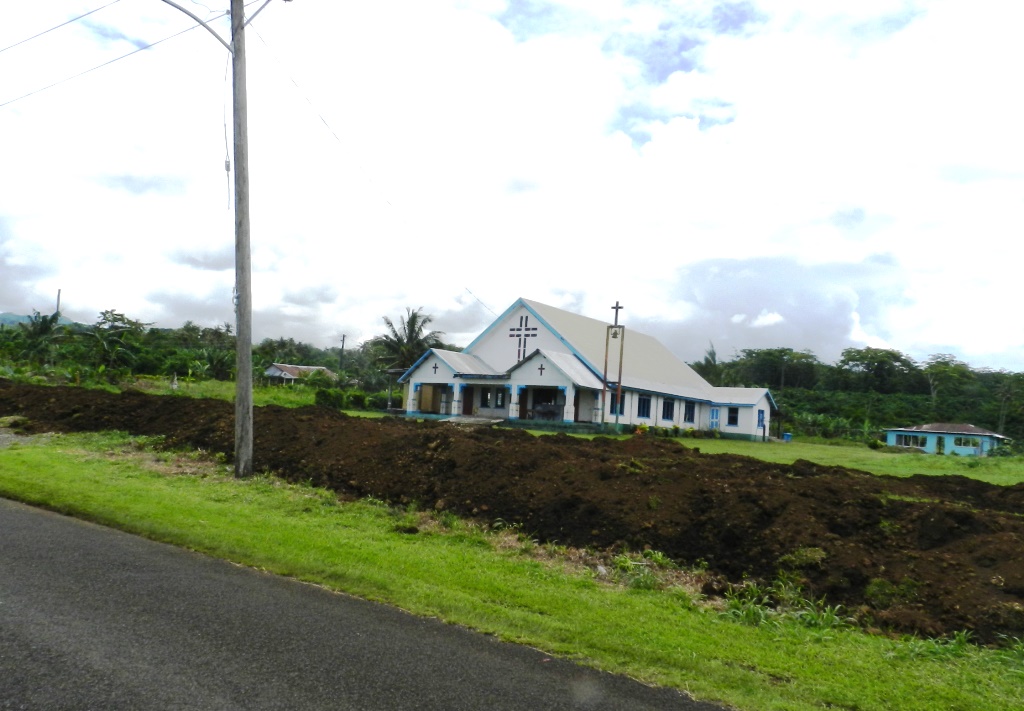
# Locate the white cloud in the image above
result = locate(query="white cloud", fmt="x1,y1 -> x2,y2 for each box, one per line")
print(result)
0,1 -> 1021,371
751,310 -> 784,328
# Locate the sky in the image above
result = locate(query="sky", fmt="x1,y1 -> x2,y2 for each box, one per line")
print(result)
1,0 -> 1022,371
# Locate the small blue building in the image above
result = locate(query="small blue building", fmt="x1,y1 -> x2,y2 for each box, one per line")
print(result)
884,423 -> 1009,456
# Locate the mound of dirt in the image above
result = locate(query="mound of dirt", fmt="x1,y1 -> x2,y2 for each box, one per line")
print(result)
2,379 -> 1022,643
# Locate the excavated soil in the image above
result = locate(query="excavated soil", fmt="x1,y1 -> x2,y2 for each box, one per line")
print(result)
2,379 -> 1023,643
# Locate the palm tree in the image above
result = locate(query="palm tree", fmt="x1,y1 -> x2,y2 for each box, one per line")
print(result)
369,307 -> 446,371
18,310 -> 63,366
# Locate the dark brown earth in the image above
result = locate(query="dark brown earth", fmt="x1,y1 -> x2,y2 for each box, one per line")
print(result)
2,379 -> 1023,644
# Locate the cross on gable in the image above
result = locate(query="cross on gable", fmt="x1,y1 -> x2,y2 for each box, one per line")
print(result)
538,363 -> 545,376
611,300 -> 624,326
508,314 -> 538,361
432,363 -> 438,374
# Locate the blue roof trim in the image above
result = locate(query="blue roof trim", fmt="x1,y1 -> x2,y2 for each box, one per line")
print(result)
464,298 -> 605,383
509,348 -> 577,385
519,301 -> 607,382
463,298 -> 527,353
707,389 -> 778,410
397,349 -> 440,383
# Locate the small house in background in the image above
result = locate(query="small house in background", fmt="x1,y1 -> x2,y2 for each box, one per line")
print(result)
884,423 -> 1009,456
264,363 -> 337,385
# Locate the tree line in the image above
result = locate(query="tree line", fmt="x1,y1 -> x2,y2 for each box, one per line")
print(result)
0,307 -> 452,397
691,345 -> 1024,445
2,309 -> 1020,445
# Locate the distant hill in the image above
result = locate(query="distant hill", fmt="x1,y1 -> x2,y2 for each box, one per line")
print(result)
0,312 -> 76,327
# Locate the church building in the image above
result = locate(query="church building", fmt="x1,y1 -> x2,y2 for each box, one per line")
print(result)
397,298 -> 775,440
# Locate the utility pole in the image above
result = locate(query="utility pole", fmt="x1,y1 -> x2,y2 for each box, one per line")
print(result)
339,334 -> 346,373
230,0 -> 253,478
158,0 -> 293,477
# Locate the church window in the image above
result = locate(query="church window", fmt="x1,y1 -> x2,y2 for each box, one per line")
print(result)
610,392 -> 625,416
662,399 -> 675,421
637,395 -> 652,419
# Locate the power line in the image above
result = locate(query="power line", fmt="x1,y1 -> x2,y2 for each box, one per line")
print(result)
248,23 -> 398,211
465,288 -> 498,318
0,20 -> 219,109
0,0 -> 123,55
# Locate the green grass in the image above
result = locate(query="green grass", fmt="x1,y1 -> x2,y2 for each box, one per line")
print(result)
129,377 -> 388,416
1,432 -> 1022,711
521,429 -> 1024,486
670,437 -> 1024,486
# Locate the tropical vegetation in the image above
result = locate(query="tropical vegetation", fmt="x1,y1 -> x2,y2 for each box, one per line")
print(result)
692,344 -> 1024,448
0,308 -> 460,409
1,310 -> 1021,449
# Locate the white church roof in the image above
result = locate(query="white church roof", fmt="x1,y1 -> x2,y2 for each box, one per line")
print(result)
401,349 -> 503,381
512,349 -> 606,390
402,298 -> 773,408
710,386 -> 775,408
504,298 -> 715,401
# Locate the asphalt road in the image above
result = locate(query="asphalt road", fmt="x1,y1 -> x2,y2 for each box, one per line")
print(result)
0,498 -> 725,710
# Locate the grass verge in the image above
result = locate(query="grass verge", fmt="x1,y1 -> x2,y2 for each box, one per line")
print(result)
670,437 -> 1024,486
1,431 -> 1022,711
520,430 -> 1024,486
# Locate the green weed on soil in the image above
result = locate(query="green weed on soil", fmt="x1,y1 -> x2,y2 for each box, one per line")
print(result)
1,431 -> 1022,711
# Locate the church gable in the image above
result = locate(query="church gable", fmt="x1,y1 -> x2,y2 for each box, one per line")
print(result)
465,300 -> 576,373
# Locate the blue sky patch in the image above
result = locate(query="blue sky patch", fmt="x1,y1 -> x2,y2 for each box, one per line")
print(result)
615,28 -> 704,83
830,207 -> 866,229
850,8 -> 923,42
710,2 -> 766,35
99,175 -> 185,196
497,0 -> 589,42
82,21 -> 148,50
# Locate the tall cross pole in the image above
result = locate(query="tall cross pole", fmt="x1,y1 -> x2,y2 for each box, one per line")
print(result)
613,302 -> 625,427
611,300 -> 623,326
602,301 -> 625,428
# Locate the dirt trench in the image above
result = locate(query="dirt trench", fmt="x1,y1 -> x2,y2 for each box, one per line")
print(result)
2,379 -> 1022,643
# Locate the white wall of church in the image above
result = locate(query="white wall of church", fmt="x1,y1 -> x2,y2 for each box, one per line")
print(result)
470,306 -> 568,372
508,353 -> 573,421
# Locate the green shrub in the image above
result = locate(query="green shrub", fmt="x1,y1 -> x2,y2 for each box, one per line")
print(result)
865,577 -> 919,610
315,388 -> 347,410
777,546 -> 827,569
347,390 -> 368,409
367,391 -> 394,410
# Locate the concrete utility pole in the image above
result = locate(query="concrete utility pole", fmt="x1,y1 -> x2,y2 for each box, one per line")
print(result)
159,0 -> 292,477
230,0 -> 253,478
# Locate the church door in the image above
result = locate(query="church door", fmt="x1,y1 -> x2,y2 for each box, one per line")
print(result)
462,387 -> 474,415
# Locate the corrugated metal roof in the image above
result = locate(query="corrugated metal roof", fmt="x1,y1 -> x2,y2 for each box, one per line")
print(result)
710,386 -> 774,408
433,350 -> 503,377
266,363 -> 337,380
520,299 -> 715,400
885,423 -> 1008,438
512,349 -> 606,390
